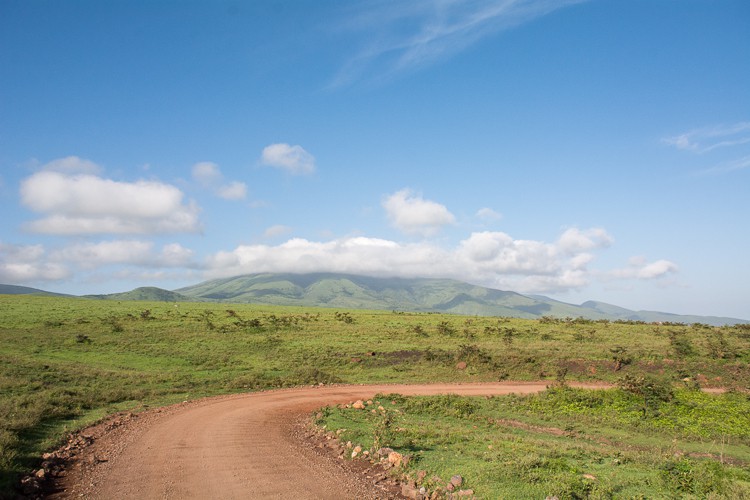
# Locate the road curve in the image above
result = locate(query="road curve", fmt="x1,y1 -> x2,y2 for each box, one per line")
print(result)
53,382 -> 607,499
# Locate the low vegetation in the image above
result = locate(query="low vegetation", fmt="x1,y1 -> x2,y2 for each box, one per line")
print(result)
318,386 -> 750,498
1,295 -> 749,494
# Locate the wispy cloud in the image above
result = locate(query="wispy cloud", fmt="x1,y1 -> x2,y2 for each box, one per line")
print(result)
330,0 -> 588,87
695,155 -> 750,177
663,122 -> 750,154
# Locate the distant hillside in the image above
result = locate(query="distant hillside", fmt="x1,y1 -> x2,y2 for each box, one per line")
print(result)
84,286 -> 195,302
0,284 -> 70,297
175,273 -> 748,326
5,276 -> 745,325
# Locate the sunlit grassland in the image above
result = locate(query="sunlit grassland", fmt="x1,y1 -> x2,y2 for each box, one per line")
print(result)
318,389 -> 750,498
1,294 -> 749,493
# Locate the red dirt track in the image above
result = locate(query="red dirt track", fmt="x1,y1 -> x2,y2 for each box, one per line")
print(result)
51,382 -> 607,499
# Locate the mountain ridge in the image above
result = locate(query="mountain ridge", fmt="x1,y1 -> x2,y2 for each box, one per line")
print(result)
2,273 -> 746,326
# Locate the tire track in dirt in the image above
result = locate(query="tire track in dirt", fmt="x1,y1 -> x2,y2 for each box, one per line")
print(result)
50,381 -> 608,499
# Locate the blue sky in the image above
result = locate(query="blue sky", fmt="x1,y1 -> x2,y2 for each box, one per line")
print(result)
1,0 -> 748,319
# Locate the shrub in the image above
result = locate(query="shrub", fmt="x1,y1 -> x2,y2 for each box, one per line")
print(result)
668,330 -> 695,358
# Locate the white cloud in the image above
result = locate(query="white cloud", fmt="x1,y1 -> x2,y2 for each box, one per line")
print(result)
159,243 -> 195,266
476,207 -> 502,222
382,189 -> 455,236
191,161 -> 247,200
49,240 -> 195,269
663,122 -> 750,153
203,227 -> 667,294
331,0 -> 588,87
192,161 -> 222,185
609,256 -> 678,280
216,181 -> 247,200
20,171 -> 200,235
263,225 -> 293,238
0,242 -> 70,282
40,156 -> 102,175
51,240 -> 154,268
696,155 -> 750,176
557,227 -> 613,254
0,239 -> 197,285
260,143 -> 316,175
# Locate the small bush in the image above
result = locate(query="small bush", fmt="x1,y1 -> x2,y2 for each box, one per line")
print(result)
660,459 -> 727,495
75,333 -> 91,344
669,330 -> 695,358
436,321 -> 455,335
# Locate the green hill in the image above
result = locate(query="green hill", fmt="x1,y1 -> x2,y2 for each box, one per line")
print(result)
175,273 -> 747,326
0,284 -> 70,297
84,286 -> 195,302
5,275 -> 745,325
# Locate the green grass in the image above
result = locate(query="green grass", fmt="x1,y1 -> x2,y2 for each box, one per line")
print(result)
317,388 -> 750,498
1,295 -> 749,494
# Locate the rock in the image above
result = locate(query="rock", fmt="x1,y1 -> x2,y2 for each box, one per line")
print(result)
388,451 -> 404,467
455,361 -> 467,370
377,447 -> 394,458
20,477 -> 41,495
545,496 -> 560,500
401,482 -> 420,499
583,474 -> 597,481
416,470 -> 428,483
351,445 -> 362,458
35,469 -> 46,479
352,400 -> 366,409
456,489 -> 475,497
450,474 -> 463,488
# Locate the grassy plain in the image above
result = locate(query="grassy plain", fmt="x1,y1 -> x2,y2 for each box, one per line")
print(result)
319,389 -> 750,498
1,294 -> 749,495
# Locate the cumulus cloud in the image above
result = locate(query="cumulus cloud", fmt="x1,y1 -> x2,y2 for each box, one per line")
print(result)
216,182 -> 247,200
192,162 -> 222,185
40,156 -> 102,175
191,161 -> 247,200
557,227 -> 613,254
0,240 -> 196,284
260,143 -> 316,175
382,189 -> 456,236
50,240 -> 155,269
609,256 -> 678,280
202,227 -> 665,294
20,170 -> 200,235
0,242 -> 70,282
49,240 -> 194,268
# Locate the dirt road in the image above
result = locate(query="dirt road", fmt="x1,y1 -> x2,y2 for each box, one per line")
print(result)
51,381 -> 606,499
